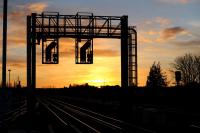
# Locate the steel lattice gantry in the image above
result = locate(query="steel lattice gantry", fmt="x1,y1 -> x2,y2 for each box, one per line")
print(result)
27,12 -> 137,89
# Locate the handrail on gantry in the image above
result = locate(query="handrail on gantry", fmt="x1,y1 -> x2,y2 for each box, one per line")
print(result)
34,13 -> 122,39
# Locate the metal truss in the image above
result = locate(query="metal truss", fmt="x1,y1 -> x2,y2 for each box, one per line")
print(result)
27,12 -> 137,89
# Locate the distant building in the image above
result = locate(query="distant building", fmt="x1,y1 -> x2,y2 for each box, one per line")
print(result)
16,81 -> 21,88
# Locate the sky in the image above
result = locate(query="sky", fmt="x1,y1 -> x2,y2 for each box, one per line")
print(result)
0,0 -> 200,87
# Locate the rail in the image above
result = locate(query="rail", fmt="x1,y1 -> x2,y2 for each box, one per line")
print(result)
37,95 -> 156,133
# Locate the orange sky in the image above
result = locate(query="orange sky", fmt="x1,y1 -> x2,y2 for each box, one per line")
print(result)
35,38 -> 121,87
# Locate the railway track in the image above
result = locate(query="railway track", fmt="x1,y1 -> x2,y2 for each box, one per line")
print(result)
37,96 -> 156,133
0,100 -> 27,128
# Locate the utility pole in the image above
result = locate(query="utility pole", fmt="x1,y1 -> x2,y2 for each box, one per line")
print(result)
8,69 -> 11,88
2,0 -> 8,89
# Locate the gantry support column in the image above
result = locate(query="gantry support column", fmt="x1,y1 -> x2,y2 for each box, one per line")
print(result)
27,13 -> 37,90
27,14 -> 37,123
121,16 -> 128,88
2,0 -> 8,89
134,29 -> 138,86
31,13 -> 37,89
27,16 -> 32,90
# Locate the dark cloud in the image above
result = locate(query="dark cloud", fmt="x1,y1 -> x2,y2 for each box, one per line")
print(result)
161,26 -> 185,39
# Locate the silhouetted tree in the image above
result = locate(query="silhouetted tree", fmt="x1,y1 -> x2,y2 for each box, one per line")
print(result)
146,62 -> 167,88
172,53 -> 200,85
195,55 -> 200,84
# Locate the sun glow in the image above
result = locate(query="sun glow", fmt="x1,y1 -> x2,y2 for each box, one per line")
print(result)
84,67 -> 114,86
86,79 -> 106,86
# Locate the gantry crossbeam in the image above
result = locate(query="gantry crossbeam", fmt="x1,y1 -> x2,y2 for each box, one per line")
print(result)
35,12 -> 122,39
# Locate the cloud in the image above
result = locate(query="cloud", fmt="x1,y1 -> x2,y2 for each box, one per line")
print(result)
0,2 -> 49,21
9,11 -> 25,18
138,29 -> 162,44
0,2 -> 49,48
95,49 -> 119,57
8,37 -> 26,45
155,17 -> 171,26
17,2 -> 48,13
189,20 -> 200,28
54,48 -> 119,58
146,30 -> 158,36
157,0 -> 194,5
8,63 -> 25,68
27,3 -> 48,12
142,17 -> 171,27
173,39 -> 200,47
161,26 -> 185,39
0,58 -> 25,69
137,17 -> 172,44
59,48 -> 74,58
138,34 -> 153,44
36,44 -> 119,64
0,35 -> 26,46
